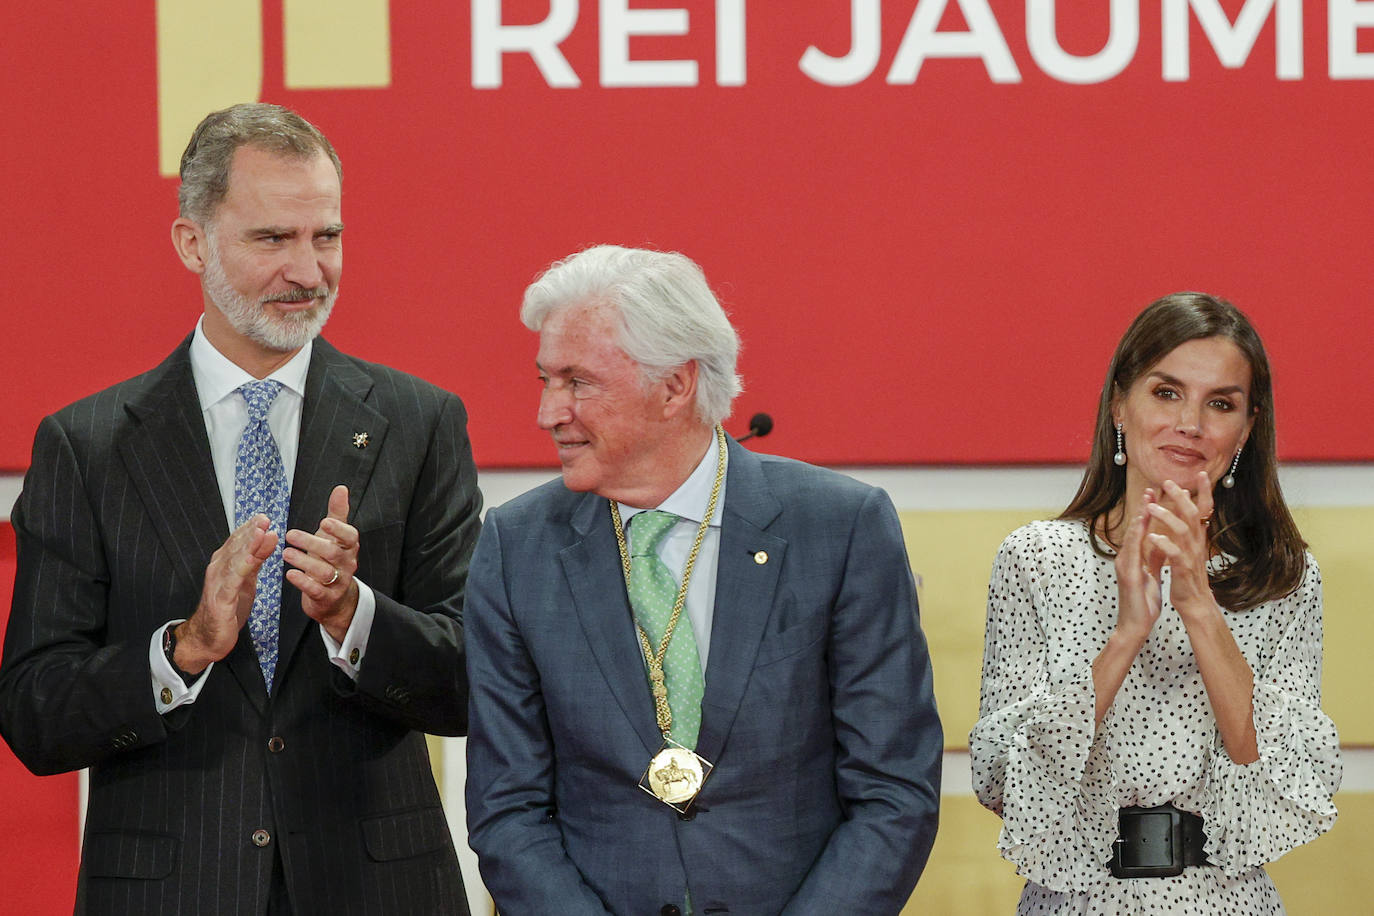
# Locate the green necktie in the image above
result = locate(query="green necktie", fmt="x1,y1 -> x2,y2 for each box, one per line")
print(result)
628,510 -> 705,750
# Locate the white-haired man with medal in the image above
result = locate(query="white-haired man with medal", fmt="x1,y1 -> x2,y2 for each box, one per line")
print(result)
464,245 -> 942,915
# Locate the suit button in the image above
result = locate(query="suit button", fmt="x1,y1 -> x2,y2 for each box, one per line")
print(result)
661,906 -> 681,916
678,808 -> 696,821
160,687 -> 173,705
267,736 -> 285,753
251,829 -> 271,847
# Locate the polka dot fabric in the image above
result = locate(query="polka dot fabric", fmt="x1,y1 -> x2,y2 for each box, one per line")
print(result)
969,520 -> 1341,914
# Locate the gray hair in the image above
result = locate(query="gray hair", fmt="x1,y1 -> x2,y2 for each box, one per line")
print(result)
521,245 -> 742,426
178,102 -> 342,225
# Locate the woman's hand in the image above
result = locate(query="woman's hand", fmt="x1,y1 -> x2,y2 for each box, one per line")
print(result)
1144,472 -> 1216,619
1142,471 -> 1259,763
1095,495 -> 1165,724
1112,490 -> 1164,646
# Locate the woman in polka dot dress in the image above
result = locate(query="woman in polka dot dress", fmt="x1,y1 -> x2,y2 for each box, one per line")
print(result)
970,293 -> 1341,915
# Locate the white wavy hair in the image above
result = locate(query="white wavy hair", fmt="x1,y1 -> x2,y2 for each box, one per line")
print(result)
521,245 -> 742,426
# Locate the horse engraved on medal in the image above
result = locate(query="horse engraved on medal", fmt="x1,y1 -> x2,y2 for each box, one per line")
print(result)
649,748 -> 702,804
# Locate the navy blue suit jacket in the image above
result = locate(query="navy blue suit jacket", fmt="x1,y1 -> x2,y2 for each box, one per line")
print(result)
465,439 -> 941,915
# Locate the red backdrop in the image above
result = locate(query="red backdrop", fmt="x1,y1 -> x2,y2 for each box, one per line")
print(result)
4,2 -> 1372,471
2,5 -> 1372,908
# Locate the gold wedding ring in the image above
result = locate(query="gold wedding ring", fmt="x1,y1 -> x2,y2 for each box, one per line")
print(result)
323,567 -> 340,586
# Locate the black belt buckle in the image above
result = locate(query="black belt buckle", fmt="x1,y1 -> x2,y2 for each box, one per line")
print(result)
1110,805 -> 1186,878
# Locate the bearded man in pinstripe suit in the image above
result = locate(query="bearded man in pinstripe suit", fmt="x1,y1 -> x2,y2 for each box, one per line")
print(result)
0,104 -> 479,914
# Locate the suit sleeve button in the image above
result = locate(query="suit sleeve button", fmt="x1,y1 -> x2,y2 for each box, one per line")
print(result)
251,829 -> 271,847
267,736 -> 285,753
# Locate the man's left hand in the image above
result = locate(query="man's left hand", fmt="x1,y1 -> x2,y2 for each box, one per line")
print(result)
285,484 -> 360,642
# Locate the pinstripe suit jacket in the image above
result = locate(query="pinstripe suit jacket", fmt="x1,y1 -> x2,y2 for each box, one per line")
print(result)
0,336 -> 480,915
465,439 -> 942,915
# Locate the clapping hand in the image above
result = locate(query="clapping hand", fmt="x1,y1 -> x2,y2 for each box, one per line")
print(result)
1142,472 -> 1216,617
177,515 -> 278,674
285,484 -> 360,642
1113,491 -> 1166,646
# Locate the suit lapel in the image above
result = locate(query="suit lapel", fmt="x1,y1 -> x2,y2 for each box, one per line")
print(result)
558,442 -> 789,761
562,492 -> 664,756
118,339 -> 273,710
274,339 -> 388,683
696,441 -> 786,765
118,340 -> 231,593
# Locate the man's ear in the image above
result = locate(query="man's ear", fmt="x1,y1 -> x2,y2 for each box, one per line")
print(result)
171,217 -> 209,275
661,360 -> 700,420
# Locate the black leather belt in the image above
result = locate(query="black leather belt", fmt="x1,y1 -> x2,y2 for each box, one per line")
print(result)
1110,804 -> 1212,878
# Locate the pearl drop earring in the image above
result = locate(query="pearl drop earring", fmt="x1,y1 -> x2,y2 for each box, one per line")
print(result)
1113,423 -> 1126,467
1221,447 -> 1241,488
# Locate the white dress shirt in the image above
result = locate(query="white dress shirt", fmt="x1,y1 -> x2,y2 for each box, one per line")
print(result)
617,435 -> 726,675
151,319 -> 376,712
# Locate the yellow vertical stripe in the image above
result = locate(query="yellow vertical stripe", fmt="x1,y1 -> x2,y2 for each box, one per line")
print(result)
283,0 -> 390,89
156,0 -> 263,177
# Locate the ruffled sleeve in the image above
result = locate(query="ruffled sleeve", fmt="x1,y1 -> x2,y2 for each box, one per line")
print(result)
969,526 -> 1118,892
1201,556 -> 1341,873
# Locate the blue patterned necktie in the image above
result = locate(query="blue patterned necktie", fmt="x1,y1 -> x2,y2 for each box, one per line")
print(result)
629,510 -> 705,750
234,380 -> 290,688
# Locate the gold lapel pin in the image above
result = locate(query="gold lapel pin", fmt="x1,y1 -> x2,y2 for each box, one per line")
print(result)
352,432 -> 370,449
753,550 -> 768,565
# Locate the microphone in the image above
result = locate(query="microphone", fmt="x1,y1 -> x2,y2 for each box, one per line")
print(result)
736,412 -> 774,443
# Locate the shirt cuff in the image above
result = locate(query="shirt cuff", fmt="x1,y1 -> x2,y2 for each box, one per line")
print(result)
151,621 -> 211,714
321,579 -> 375,681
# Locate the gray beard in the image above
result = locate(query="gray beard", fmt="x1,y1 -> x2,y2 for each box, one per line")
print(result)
203,240 -> 337,352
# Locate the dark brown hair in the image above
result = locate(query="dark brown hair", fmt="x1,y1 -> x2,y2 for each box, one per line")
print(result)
1060,292 -> 1306,610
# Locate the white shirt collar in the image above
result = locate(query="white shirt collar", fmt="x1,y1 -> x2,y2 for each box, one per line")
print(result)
189,315 -> 312,410
619,433 -> 727,528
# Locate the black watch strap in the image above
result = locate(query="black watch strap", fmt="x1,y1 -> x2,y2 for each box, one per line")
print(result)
162,625 -> 197,686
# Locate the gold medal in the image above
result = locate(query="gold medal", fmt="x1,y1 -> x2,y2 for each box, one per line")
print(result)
614,426 -> 729,814
639,739 -> 714,812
